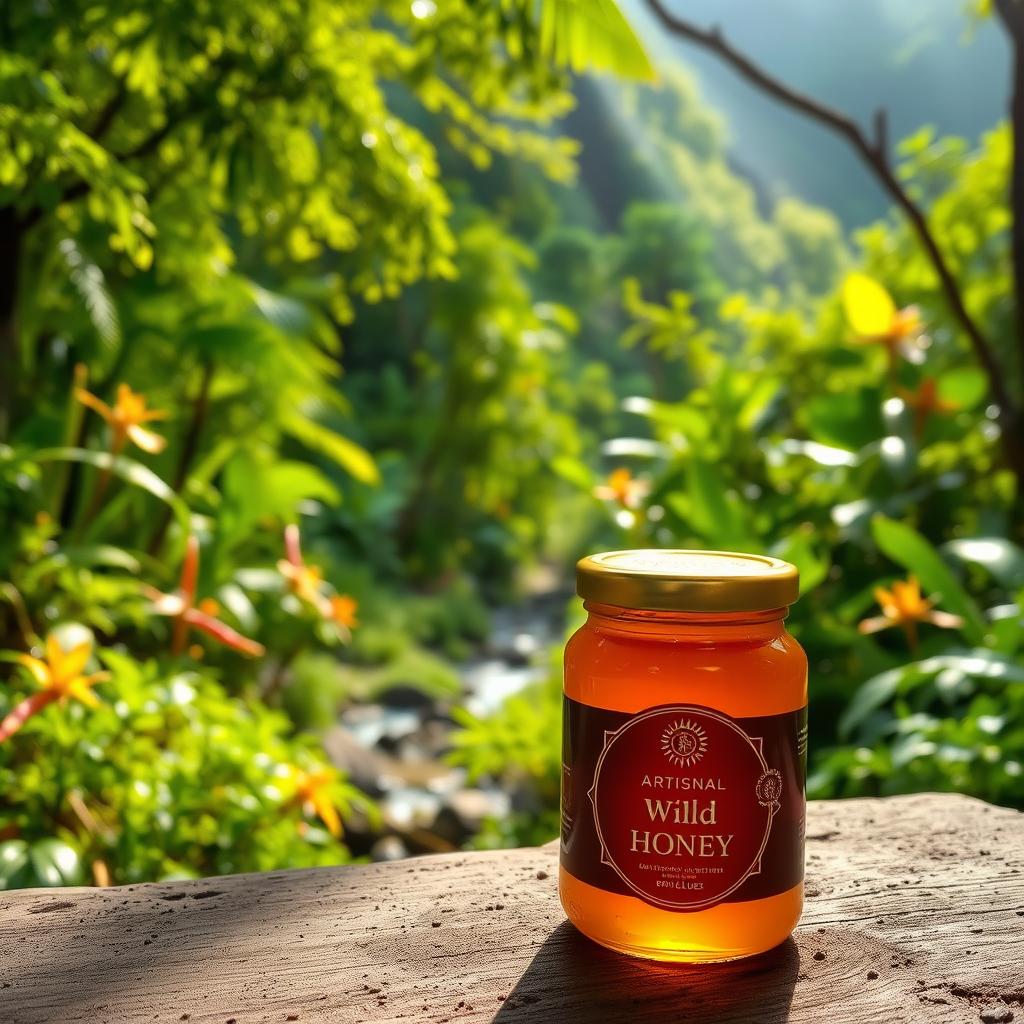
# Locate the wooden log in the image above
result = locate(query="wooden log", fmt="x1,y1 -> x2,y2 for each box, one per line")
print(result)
0,794 -> 1022,1024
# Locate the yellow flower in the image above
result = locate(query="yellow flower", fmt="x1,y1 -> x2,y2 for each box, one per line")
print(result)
858,575 -> 963,651
77,383 -> 167,454
291,767 -> 343,838
593,467 -> 649,509
18,635 -> 108,707
0,635 -> 110,743
842,274 -> 927,364
327,594 -> 359,630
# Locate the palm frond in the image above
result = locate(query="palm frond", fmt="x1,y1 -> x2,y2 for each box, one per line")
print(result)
538,0 -> 655,81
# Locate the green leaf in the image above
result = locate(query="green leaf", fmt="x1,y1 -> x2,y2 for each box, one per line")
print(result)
221,451 -> 340,545
28,839 -> 85,887
841,649 -> 1024,737
0,839 -> 85,889
805,388 -> 884,449
183,324 -> 261,359
550,455 -> 594,489
839,667 -> 904,738
32,447 -> 190,535
54,544 -> 142,573
937,367 -> 987,409
622,395 -> 709,444
773,439 -> 858,467
539,0 -> 655,81
944,538 -> 1024,590
871,516 -> 987,642
600,437 -> 668,459
283,413 -> 380,485
737,376 -> 780,431
250,281 -> 313,335
772,531 -> 829,594
0,841 -> 30,890
20,544 -> 142,589
677,459 -> 756,550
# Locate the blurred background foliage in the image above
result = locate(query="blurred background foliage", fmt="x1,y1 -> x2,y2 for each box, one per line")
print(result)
1,0 -> 1022,887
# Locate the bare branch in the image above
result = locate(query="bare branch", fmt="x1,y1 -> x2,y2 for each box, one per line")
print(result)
994,0 -> 1024,38
646,0 -> 1016,421
873,108 -> 888,160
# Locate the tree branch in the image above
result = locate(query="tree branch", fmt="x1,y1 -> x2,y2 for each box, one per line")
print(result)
88,80 -> 128,142
993,0 -> 1024,389
15,99 -> 203,235
994,0 -> 1024,36
872,108 -> 888,160
646,0 -> 1017,421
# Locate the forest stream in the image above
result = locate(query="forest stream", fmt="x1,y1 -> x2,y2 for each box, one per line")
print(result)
324,591 -> 570,859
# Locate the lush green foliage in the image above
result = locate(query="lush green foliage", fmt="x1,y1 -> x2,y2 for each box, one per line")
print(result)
0,0 -> 636,885
1,632 -> 366,887
451,123 -> 1024,835
2,0 -> 1022,884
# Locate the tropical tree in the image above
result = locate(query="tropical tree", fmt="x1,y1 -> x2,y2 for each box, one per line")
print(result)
0,0 -> 652,433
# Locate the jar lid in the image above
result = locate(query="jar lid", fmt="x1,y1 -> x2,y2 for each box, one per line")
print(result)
576,549 -> 799,613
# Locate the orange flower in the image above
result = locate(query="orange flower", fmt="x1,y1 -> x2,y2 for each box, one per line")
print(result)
593,468 -> 649,509
145,536 -> 265,657
277,527 -> 359,638
77,383 -> 167,454
0,635 -> 110,743
858,575 -> 963,651
897,378 -> 958,439
327,594 -> 358,630
277,524 -> 331,614
291,767 -> 343,838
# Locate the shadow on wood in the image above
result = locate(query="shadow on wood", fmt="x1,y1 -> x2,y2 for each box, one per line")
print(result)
495,923 -> 799,1023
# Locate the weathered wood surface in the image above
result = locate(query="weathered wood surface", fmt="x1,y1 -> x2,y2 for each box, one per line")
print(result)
1,794 -> 1022,1024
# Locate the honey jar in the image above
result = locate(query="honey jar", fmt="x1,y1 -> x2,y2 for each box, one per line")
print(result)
560,549 -> 807,962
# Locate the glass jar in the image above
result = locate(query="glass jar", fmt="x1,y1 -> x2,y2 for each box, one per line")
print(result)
560,549 -> 807,963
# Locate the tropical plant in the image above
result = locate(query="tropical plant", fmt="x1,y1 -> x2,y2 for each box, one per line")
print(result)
646,0 -> 1024,489
0,0 -> 657,886
451,122 -> 1024,840
0,625 -> 366,888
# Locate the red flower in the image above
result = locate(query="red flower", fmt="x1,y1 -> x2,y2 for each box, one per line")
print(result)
897,378 -> 958,439
145,536 -> 265,657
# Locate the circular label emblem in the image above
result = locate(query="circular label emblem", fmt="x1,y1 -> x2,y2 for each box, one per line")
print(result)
588,704 -> 778,910
661,718 -> 707,766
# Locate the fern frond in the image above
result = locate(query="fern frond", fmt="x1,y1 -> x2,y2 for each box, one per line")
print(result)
59,238 -> 121,360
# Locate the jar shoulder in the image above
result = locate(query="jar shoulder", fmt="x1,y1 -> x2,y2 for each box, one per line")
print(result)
564,622 -> 807,716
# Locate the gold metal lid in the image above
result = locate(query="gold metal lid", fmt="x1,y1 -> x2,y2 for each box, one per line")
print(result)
576,549 -> 800,613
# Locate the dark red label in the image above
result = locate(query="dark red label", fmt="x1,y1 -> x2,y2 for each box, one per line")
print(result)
561,698 -> 806,911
